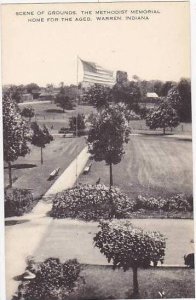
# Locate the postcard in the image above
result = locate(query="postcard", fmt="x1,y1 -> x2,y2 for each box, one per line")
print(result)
1,1 -> 194,299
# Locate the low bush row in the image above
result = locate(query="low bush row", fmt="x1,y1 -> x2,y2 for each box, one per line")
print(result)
136,194 -> 193,212
50,184 -> 193,221
50,184 -> 135,221
4,188 -> 35,217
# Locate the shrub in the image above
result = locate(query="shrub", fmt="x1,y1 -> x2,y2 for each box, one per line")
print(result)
94,220 -> 166,296
136,194 -> 192,212
50,184 -> 135,221
13,258 -> 82,300
4,188 -> 34,217
168,194 -> 192,212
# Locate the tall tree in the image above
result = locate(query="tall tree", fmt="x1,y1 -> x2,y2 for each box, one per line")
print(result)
82,84 -> 111,109
87,104 -> 130,187
146,100 -> 179,134
31,122 -> 53,164
177,79 -> 191,122
55,86 -> 74,112
69,113 -> 86,133
3,95 -> 31,187
21,106 -> 35,122
160,81 -> 175,96
25,83 -> 40,94
94,220 -> 166,297
4,85 -> 25,103
112,81 -> 141,111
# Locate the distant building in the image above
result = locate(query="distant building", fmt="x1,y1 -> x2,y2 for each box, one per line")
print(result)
21,93 -> 33,102
140,92 -> 160,109
39,92 -> 54,101
116,71 -> 128,84
146,92 -> 159,101
31,89 -> 41,99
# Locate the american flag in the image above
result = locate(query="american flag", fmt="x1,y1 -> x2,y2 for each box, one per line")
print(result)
80,59 -> 115,86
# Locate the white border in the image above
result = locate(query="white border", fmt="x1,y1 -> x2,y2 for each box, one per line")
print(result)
0,1 -> 195,300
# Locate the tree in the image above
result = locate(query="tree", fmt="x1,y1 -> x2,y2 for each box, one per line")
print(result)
69,113 -> 85,133
31,122 -> 53,164
177,79 -> 191,122
3,95 -> 31,187
3,85 -> 25,103
55,86 -> 74,112
94,220 -> 166,297
87,104 -> 130,187
146,100 -> 179,134
112,81 -> 141,111
82,84 -> 111,109
167,79 -> 191,122
160,81 -> 175,96
25,83 -> 40,94
21,106 -> 35,122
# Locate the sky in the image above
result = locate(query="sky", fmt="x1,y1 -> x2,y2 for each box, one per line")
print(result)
1,1 -> 190,86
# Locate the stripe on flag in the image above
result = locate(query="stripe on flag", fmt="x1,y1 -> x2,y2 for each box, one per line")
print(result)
80,59 -> 115,86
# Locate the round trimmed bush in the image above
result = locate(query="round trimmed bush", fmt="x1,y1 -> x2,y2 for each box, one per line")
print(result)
12,258 -> 82,300
50,184 -> 135,221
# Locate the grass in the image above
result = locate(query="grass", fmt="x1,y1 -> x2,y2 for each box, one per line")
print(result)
29,103 -> 96,132
79,135 -> 193,218
70,265 -> 195,299
129,119 -> 192,135
4,136 -> 86,199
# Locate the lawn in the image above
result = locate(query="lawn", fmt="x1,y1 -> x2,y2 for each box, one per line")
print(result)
129,119 -> 192,136
72,265 -> 195,299
21,102 -> 96,132
79,134 -> 193,217
4,136 -> 86,199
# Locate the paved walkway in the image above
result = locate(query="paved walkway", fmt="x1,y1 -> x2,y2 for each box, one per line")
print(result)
5,147 -> 90,300
18,101 -> 51,106
34,218 -> 194,266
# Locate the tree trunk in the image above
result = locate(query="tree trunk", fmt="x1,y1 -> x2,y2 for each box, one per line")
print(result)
8,161 -> 12,187
163,127 -> 166,135
109,162 -> 113,188
132,266 -> 139,296
41,147 -> 43,164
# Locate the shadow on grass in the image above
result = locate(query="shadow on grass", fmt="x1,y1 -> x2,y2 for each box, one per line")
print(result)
45,109 -> 64,113
4,164 -> 37,170
5,219 -> 29,226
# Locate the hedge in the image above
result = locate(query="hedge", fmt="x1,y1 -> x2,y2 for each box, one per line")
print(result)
50,184 -> 135,221
5,188 -> 35,217
50,184 -> 192,221
136,194 -> 192,212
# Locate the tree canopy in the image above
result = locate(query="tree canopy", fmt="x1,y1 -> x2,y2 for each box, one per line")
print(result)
146,100 -> 179,134
31,122 -> 53,164
82,84 -> 111,109
21,106 -> 35,121
112,81 -> 141,111
3,95 -> 31,186
55,86 -> 75,112
87,103 -> 130,187
94,220 -> 166,295
69,113 -> 86,133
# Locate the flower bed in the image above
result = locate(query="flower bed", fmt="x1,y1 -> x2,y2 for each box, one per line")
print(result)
50,184 -> 135,221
